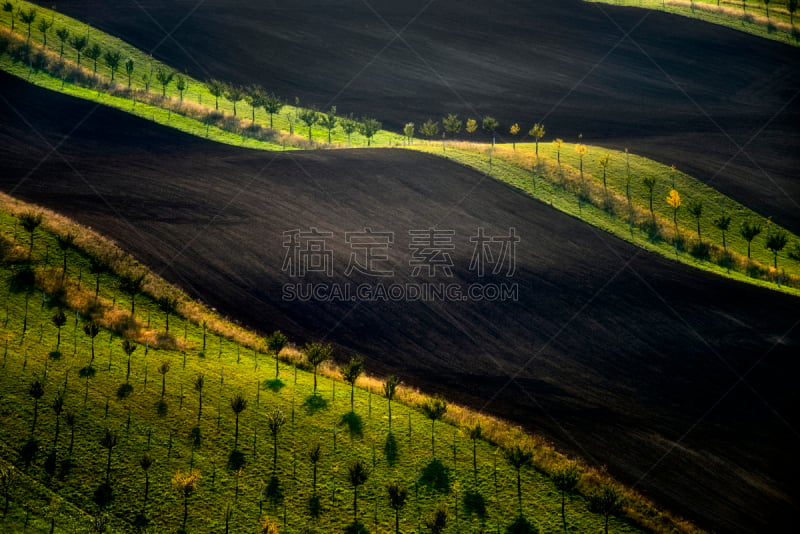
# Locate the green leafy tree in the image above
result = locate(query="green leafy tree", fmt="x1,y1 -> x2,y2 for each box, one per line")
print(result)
55,232 -> 75,280
553,464 -> 580,534
319,106 -> 338,143
84,43 -> 102,74
139,453 -> 153,508
347,459 -> 369,521
509,123 -> 520,150
224,84 -> 245,115
530,123 -> 545,157
304,342 -> 332,395
575,143 -> 588,185
482,116 -> 499,146
206,79 -> 225,110
687,200 -> 703,242
19,211 -> 42,259
308,443 -> 322,492
713,214 -> 732,251
266,330 -> 288,380
18,7 -> 35,42
118,273 -> 145,317
124,58 -> 134,89
157,296 -> 178,333
55,27 -> 69,58
28,378 -> 45,436
342,355 -> 364,412
383,375 -> 399,430
262,93 -> 284,129
739,221 -> 762,259
172,469 -> 200,532
766,229 -> 789,268
598,154 -> 611,196
155,68 -> 174,97
83,321 -> 100,364
121,339 -> 136,383
266,409 -> 287,471
51,309 -> 67,352
175,75 -> 188,103
589,484 -> 622,534
403,122 -> 415,144
99,428 -> 118,483
299,108 -> 318,141
359,117 -> 382,146
504,445 -> 533,513
37,17 -> 52,48
386,481 -> 408,534
2,2 -> 15,32
442,113 -> 462,143
642,176 -> 657,220
89,255 -> 108,301
70,35 -> 87,66
103,50 -> 121,81
158,361 -> 170,400
244,85 -> 264,122
341,114 -> 359,146
553,138 -> 563,166
230,392 -> 247,450
467,423 -> 482,483
420,118 -> 439,139
420,397 -> 447,458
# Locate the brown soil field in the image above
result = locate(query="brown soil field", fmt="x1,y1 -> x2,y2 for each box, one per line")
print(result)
1,70 -> 798,532
33,0 -> 800,234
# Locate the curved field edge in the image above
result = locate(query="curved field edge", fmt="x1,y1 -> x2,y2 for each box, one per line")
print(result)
2,13 -> 798,298
0,195 -> 699,532
584,0 -> 800,47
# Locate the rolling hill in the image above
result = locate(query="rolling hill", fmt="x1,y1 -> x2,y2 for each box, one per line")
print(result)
1,69 -> 798,532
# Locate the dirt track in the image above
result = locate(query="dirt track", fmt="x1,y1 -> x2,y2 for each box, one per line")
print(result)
2,71 -> 799,532
33,0 -> 800,235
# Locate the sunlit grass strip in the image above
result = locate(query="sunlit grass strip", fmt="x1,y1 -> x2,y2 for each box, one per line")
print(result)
406,141 -> 800,295
584,0 -> 800,46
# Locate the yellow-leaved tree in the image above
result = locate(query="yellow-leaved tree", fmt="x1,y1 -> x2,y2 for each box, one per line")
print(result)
509,123 -> 520,150
666,189 -> 681,236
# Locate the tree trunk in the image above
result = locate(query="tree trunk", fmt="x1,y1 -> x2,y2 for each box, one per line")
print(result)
312,464 -> 317,492
143,473 -> 149,507
516,470 -> 522,513
350,385 -> 355,412
472,440 -> 477,482
197,393 -> 203,425
106,448 -> 112,483
234,415 -> 240,449
31,400 -> 39,436
561,491 -> 566,533
183,494 -> 189,529
353,487 -> 358,521
431,420 -> 436,458
395,509 -> 400,534
273,436 -> 278,472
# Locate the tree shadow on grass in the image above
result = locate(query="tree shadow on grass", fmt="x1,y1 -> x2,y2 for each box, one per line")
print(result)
463,490 -> 487,520
116,383 -> 133,400
384,432 -> 399,466
93,482 -> 114,509
420,458 -> 451,493
303,394 -> 328,415
339,411 -> 363,439
19,438 -> 39,468
505,514 -> 536,534
264,378 -> 285,392
156,400 -> 168,416
49,350 -> 62,360
227,449 -> 245,471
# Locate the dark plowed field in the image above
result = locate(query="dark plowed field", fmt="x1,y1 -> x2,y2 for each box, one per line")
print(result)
2,71 -> 798,532
32,0 -> 800,235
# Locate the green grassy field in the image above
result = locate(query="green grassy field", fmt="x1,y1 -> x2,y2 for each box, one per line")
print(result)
0,199 -> 698,533
584,0 -> 800,46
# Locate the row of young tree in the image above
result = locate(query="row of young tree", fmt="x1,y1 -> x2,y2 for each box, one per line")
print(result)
3,215 -> 631,533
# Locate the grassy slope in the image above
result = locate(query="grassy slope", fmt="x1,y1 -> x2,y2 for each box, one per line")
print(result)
0,202 -> 665,532
585,0 -> 800,46
2,1 -> 798,297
